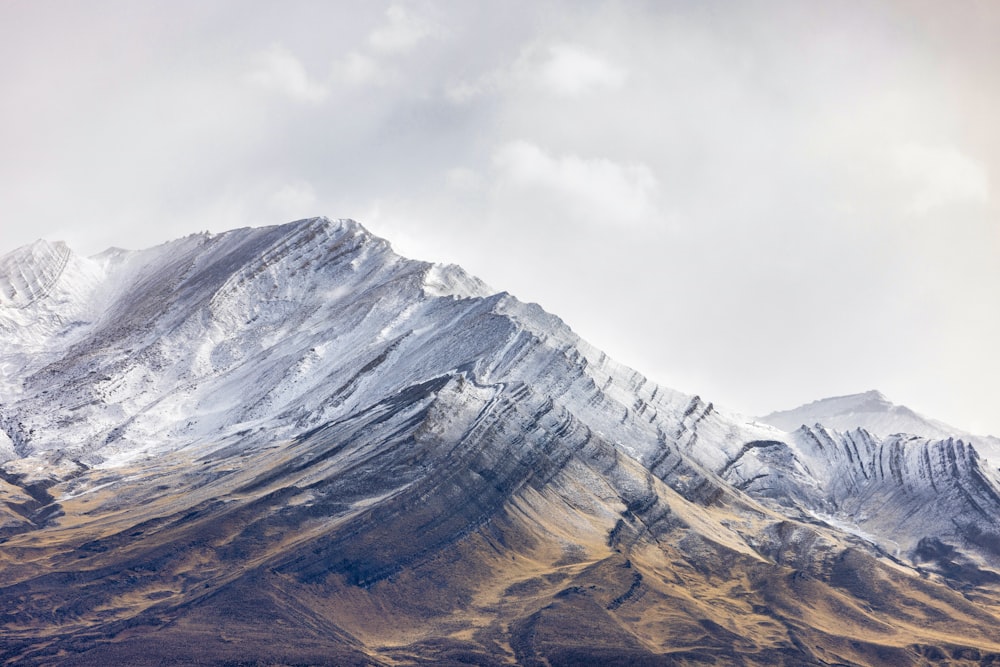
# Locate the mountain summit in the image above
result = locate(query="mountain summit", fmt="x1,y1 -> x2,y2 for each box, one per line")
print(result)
762,390 -> 958,439
2,218 -> 1000,665
760,390 -> 1000,459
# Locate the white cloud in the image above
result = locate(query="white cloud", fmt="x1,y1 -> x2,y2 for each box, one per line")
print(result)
445,77 -> 493,103
535,44 -> 626,96
269,182 -> 318,219
493,140 -> 657,224
246,44 -> 328,103
368,4 -> 436,54
893,143 -> 989,214
446,43 -> 625,104
331,51 -> 392,86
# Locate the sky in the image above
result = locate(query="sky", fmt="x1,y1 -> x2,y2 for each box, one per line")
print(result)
1,1 -> 998,434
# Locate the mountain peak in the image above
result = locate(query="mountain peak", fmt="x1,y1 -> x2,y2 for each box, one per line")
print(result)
284,215 -> 367,239
810,388 -> 888,406
819,389 -> 893,413
0,217 -> 564,463
860,388 -> 888,401
759,389 -> 984,442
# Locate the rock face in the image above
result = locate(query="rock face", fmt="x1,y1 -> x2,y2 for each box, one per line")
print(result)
2,218 -> 1000,666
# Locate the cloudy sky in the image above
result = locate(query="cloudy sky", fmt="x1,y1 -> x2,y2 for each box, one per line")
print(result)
1,1 -> 998,434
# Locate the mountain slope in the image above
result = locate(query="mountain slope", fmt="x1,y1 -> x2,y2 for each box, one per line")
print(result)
2,218 -> 1000,666
750,392 -> 1000,588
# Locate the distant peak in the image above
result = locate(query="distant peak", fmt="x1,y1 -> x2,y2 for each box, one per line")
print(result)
759,389 -> 979,442
808,389 -> 890,407
835,390 -> 892,409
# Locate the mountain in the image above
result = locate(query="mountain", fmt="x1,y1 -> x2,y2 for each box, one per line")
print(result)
761,390 -> 1000,448
2,218 -> 1000,666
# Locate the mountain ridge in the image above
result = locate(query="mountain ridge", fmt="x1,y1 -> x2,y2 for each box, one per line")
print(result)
2,218 -> 1000,665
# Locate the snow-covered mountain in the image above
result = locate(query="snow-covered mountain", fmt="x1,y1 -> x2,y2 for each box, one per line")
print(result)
2,219 -> 503,466
761,389 -> 999,446
2,218 -> 1000,666
760,390 -> 1000,491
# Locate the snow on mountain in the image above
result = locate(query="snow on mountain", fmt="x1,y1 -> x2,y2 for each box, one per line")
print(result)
2,218 -> 998,558
1,218 -> 724,483
3,218 -> 1000,664
0,220 -> 496,464
0,239 -> 75,308
762,390 -> 979,440
723,391 -> 1000,576
760,389 -> 1000,464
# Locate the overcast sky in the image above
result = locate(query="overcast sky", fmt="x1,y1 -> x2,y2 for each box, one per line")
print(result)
1,1 -> 998,434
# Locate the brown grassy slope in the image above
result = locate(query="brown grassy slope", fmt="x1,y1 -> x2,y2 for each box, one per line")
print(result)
2,441 -> 1000,666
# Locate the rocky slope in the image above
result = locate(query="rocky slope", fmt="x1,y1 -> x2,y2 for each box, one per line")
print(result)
1,218 -> 1000,666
